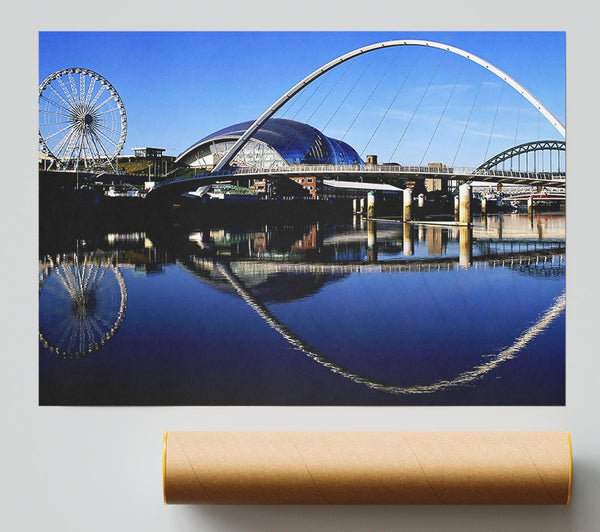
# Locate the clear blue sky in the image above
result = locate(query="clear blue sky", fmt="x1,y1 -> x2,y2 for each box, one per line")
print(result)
39,31 -> 565,167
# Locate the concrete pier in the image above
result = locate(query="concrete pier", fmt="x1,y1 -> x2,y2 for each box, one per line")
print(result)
353,198 -> 357,215
459,225 -> 473,267
527,195 -> 534,215
459,184 -> 472,225
454,195 -> 459,220
403,224 -> 414,256
359,198 -> 365,216
417,194 -> 424,220
367,220 -> 377,262
403,188 -> 413,222
367,191 -> 375,218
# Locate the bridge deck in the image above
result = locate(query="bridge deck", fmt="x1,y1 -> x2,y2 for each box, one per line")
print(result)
151,163 -> 565,198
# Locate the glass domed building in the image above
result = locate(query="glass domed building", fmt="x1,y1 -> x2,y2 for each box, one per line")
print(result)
175,118 -> 364,169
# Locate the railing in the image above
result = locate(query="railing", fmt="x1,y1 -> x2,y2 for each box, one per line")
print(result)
153,163 -> 566,190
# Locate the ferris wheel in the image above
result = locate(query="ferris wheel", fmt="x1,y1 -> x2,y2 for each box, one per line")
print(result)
39,253 -> 127,359
38,68 -> 127,172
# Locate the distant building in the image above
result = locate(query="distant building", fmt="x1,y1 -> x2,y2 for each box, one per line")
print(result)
425,162 -> 449,194
176,118 -> 363,169
176,118 -> 365,198
116,147 -> 176,178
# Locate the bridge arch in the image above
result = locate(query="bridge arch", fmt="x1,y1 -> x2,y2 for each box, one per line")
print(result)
476,140 -> 565,173
213,39 -> 565,173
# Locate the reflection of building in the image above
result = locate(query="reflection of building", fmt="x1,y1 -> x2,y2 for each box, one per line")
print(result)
291,225 -> 318,250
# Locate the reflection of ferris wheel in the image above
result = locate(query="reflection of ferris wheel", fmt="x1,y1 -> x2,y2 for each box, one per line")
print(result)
38,68 -> 127,172
39,253 -> 127,359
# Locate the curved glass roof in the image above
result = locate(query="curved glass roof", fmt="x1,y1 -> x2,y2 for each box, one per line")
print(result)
178,118 -> 364,166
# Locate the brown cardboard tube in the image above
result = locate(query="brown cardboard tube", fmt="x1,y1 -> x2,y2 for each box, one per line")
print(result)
163,431 -> 572,505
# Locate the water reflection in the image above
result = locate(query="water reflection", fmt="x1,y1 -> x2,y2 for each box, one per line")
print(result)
39,213 -> 566,404
216,260 -> 565,395
39,252 -> 127,358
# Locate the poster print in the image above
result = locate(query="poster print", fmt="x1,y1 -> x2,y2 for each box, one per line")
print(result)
38,32 -> 565,405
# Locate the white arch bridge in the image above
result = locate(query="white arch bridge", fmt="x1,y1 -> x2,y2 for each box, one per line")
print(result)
149,39 -> 565,200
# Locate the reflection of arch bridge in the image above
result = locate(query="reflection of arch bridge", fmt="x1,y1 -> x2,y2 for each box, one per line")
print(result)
149,39 -> 565,201
186,247 -> 564,278
208,259 -> 565,396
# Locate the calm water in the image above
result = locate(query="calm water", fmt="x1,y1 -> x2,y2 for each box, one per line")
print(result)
39,213 -> 565,405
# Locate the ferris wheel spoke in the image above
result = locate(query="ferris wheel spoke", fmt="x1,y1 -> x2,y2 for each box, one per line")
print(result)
68,72 -> 80,103
91,126 -> 119,151
79,73 -> 86,104
45,86 -> 74,112
39,95 -> 73,116
74,126 -> 86,170
94,106 -> 120,117
44,122 -> 76,142
56,76 -> 76,107
84,76 -> 97,106
89,84 -> 106,108
51,127 -> 77,161
40,114 -> 72,125
80,131 -> 91,168
95,123 -> 123,136
64,123 -> 84,165
87,130 -> 110,163
95,93 -> 118,113
83,132 -> 102,165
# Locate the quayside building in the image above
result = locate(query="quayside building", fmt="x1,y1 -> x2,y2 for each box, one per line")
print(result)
175,118 -> 404,200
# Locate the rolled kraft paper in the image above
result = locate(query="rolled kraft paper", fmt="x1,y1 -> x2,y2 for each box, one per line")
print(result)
163,431 -> 572,505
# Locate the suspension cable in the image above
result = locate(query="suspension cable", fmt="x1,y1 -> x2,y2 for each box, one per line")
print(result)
483,83 -> 505,161
290,73 -> 329,122
387,55 -> 444,163
451,74 -> 483,168
341,49 -> 400,142
276,62 -> 354,164
419,63 -> 465,166
305,61 -> 352,126
513,102 -> 521,146
360,51 -> 419,158
320,53 -> 378,133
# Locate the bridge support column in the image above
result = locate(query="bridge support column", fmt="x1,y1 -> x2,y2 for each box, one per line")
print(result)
481,197 -> 487,215
459,226 -> 473,268
353,199 -> 357,215
359,198 -> 365,216
459,184 -> 472,225
403,224 -> 414,256
403,188 -> 413,221
418,193 -> 425,220
367,220 -> 378,262
454,195 -> 459,220
367,191 -> 376,218
527,195 -> 534,215
497,183 -> 503,194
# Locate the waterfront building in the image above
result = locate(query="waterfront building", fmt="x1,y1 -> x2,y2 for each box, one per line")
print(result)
116,147 -> 176,178
176,118 -> 364,198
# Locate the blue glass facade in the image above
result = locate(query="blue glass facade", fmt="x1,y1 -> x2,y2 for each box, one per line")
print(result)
177,118 -> 364,167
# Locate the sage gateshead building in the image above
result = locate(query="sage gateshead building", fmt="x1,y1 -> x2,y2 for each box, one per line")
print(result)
175,118 -> 364,170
